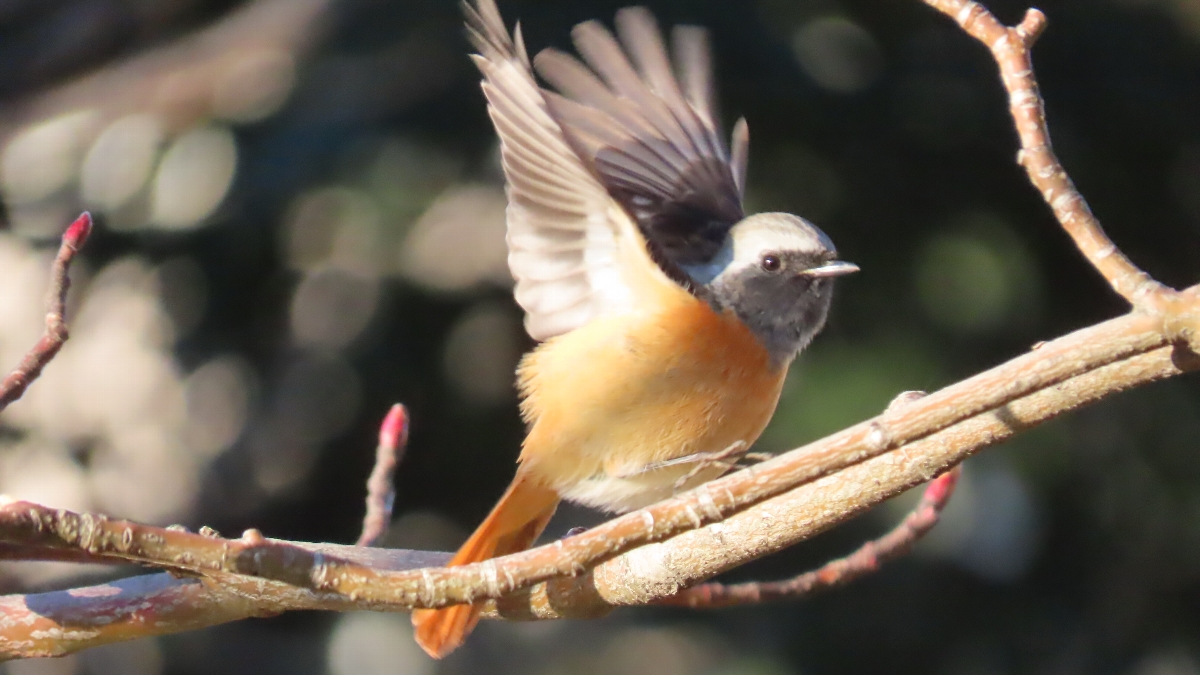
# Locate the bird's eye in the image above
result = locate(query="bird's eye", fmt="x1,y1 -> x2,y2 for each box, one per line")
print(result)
761,254 -> 782,272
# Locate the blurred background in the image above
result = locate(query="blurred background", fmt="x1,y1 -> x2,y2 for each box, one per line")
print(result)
1,0 -> 1199,673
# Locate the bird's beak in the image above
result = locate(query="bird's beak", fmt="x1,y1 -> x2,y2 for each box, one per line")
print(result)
800,260 -> 860,278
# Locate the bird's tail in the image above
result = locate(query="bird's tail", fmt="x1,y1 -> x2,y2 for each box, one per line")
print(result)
412,474 -> 559,658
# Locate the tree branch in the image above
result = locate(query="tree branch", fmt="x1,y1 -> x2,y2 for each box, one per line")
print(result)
2,329 -> 1193,658
2,309 -> 1196,629
0,212 -> 92,413
920,0 -> 1168,307
0,543 -> 449,659
357,404 -> 409,547
655,466 -> 962,608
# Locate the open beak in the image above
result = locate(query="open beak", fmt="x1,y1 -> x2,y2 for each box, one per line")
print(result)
800,260 -> 860,279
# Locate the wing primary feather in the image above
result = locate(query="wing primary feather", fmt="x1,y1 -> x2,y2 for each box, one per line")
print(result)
529,4 -> 747,269
672,25 -> 718,137
533,50 -> 668,151
615,8 -> 722,167
614,7 -> 685,102
544,94 -> 682,183
541,90 -> 690,182
570,21 -> 698,159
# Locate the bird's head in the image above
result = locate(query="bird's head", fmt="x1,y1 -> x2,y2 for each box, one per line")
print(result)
682,212 -> 858,366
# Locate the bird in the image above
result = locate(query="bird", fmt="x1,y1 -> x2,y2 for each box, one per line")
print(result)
412,0 -> 859,658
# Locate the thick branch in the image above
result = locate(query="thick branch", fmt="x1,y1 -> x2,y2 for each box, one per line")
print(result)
1,302 -> 1196,658
292,308 -> 1184,609
513,340 -> 1195,618
3,306 -> 1196,618
0,546 -> 449,659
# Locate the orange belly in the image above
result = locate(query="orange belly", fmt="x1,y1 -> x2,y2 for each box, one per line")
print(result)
515,291 -> 787,512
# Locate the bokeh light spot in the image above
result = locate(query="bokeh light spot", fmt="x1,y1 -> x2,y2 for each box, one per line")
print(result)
442,301 -> 522,407
327,613 -> 433,675
213,50 -> 297,123
1129,647 -> 1200,675
919,236 -> 1009,329
792,17 -> 884,94
184,355 -> 255,459
150,125 -> 237,230
592,626 -> 728,675
285,187 -> 383,274
0,441 -> 90,513
399,184 -> 509,291
89,425 -> 198,523
1,110 -> 98,205
81,114 -> 164,214
915,215 -> 1041,333
273,351 -> 362,445
908,457 -> 1042,582
290,267 -> 381,348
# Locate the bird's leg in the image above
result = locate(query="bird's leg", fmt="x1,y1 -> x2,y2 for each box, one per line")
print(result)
668,440 -> 762,491
611,441 -> 772,491
614,441 -> 746,478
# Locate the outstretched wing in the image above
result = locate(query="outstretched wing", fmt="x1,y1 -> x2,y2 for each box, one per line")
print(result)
465,0 -> 678,341
533,8 -> 749,267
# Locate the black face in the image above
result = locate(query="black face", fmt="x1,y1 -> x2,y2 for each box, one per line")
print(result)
709,249 -> 839,367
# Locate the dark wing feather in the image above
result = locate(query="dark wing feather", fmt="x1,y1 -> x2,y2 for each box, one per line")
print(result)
533,7 -> 745,267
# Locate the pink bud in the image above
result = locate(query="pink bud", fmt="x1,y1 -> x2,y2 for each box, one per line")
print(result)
63,212 -> 93,248
379,404 -> 409,449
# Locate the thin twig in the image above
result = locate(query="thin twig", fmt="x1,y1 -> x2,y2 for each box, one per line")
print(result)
358,404 -> 409,546
0,213 -> 92,413
655,467 -> 960,608
919,1 -> 1168,308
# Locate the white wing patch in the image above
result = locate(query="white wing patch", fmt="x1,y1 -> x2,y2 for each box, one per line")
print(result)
467,0 -> 649,341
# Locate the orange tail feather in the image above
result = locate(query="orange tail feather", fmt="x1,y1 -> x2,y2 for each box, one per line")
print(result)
412,474 -> 559,658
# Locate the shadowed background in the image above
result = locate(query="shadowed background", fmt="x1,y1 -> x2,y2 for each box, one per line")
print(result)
2,0 -> 1200,673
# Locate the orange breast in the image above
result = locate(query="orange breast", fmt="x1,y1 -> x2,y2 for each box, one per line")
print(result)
515,287 -> 787,511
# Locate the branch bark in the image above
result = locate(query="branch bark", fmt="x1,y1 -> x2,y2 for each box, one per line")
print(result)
357,404 -> 409,547
0,212 -> 92,412
655,466 -> 962,608
920,1 -> 1168,307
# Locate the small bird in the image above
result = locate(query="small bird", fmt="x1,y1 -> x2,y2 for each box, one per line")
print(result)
413,0 -> 858,657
